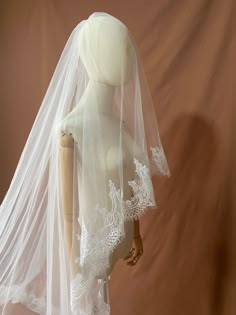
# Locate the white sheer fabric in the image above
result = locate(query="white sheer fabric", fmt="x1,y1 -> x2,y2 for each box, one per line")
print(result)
0,12 -> 170,315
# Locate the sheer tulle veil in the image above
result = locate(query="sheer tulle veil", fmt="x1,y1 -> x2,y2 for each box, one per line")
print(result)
0,12 -> 170,315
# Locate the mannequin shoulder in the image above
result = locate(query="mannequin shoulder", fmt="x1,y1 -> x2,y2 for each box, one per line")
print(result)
60,133 -> 74,148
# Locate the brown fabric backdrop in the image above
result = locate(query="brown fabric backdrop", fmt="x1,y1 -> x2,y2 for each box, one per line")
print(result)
1,1 -> 236,314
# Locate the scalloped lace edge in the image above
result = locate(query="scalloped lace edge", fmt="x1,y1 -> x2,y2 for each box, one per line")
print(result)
71,145 -> 169,314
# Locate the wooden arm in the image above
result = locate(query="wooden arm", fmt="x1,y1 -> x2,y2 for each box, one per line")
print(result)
59,133 -> 78,275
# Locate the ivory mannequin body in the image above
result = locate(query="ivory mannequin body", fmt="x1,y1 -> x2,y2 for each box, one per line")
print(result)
59,15 -> 143,276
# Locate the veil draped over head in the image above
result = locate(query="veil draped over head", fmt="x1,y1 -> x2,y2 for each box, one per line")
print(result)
0,12 -> 170,315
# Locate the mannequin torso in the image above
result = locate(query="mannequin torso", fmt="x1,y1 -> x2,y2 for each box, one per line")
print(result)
59,16 -> 141,277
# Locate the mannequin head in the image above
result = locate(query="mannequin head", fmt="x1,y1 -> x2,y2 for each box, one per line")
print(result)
79,14 -> 135,86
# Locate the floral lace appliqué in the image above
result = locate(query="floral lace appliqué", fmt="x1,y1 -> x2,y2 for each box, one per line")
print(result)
71,156 -> 158,314
150,145 -> 170,177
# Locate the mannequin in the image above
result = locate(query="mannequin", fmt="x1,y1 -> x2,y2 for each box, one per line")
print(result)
0,12 -> 169,315
59,15 -> 143,278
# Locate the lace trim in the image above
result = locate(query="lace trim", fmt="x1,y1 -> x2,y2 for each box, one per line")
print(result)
79,158 -> 156,271
71,155 -> 158,314
109,158 -> 156,220
0,285 -> 47,314
71,273 -> 110,315
150,145 -> 170,177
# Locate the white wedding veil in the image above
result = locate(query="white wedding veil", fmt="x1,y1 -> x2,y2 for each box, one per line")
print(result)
0,12 -> 170,315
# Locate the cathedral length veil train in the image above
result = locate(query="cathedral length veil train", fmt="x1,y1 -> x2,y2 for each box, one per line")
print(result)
0,12 -> 170,315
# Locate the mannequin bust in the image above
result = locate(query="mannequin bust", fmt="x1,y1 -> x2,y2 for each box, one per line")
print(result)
59,15 -> 143,277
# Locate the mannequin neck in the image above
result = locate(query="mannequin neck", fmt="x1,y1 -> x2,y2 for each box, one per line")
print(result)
83,80 -> 115,115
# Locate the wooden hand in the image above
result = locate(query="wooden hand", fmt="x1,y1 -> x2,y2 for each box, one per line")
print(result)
123,234 -> 144,266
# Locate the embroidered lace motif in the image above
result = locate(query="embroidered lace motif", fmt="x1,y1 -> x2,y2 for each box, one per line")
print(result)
71,273 -> 110,315
79,157 -> 156,270
150,145 -> 170,177
109,158 -> 156,220
71,151 -> 163,314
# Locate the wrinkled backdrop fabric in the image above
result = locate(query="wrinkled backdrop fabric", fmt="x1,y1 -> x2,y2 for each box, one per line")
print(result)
0,1 -> 236,315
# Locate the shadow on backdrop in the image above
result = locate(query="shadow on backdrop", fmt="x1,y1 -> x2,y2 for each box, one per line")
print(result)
109,113 -> 234,315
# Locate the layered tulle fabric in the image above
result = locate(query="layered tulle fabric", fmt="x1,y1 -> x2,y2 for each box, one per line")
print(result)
0,12 -> 170,315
